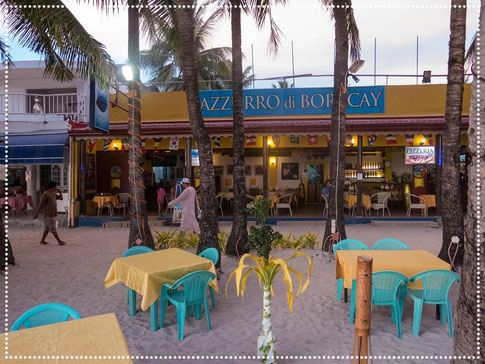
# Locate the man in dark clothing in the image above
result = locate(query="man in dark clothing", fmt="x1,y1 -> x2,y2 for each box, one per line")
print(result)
33,181 -> 66,245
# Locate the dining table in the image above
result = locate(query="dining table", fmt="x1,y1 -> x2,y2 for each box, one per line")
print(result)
0,313 -> 132,363
104,248 -> 218,331
420,194 -> 436,209
92,195 -> 119,208
344,194 -> 372,212
0,195 -> 33,213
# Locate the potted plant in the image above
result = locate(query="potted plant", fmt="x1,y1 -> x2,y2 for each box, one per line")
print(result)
227,197 -> 313,363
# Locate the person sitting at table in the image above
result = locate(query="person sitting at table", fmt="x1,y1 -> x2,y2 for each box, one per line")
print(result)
33,181 -> 66,246
167,178 -> 200,233
321,180 -> 331,199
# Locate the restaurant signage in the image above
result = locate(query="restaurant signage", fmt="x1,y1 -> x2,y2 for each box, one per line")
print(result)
199,86 -> 385,118
405,146 -> 435,164
89,80 -> 110,132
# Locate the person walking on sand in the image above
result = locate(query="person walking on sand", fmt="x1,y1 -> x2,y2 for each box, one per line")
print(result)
167,178 -> 200,233
33,181 -> 66,245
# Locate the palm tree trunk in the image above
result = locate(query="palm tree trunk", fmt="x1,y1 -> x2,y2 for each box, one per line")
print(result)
127,3 -> 154,249
177,0 -> 219,256
323,0 -> 348,245
451,1 -> 485,357
226,0 -> 248,256
439,0 -> 466,264
257,284 -> 276,364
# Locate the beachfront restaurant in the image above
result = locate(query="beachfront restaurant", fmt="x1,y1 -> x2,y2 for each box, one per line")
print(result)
68,84 -> 470,223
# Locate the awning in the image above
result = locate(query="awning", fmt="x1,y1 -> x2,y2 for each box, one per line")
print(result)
0,133 -> 68,165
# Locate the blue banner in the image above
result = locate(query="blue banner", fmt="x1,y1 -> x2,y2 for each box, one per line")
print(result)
89,80 -> 110,132
200,86 -> 385,118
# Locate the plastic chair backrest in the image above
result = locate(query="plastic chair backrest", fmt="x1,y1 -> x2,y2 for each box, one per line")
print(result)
199,248 -> 219,265
376,192 -> 391,203
278,193 -> 293,203
117,193 -> 130,203
169,270 -> 216,304
333,239 -> 369,254
410,269 -> 461,303
11,303 -> 81,331
372,271 -> 409,303
122,246 -> 154,257
373,238 -> 410,251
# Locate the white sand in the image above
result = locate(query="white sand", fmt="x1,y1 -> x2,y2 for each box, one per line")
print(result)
1,223 -> 457,363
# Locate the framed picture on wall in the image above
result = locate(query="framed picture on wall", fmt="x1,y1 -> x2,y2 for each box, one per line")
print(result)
255,165 -> 264,175
245,165 -> 252,175
227,165 -> 233,175
281,162 -> 299,180
214,166 -> 223,176
85,153 -> 96,189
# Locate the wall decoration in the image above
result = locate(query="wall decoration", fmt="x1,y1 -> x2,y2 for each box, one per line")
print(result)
255,165 -> 264,175
245,165 -> 252,175
227,165 -> 233,175
281,162 -> 299,180
110,166 -> 122,179
214,166 -> 223,176
85,154 -> 96,190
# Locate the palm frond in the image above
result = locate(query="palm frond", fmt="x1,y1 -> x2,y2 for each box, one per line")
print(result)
4,0 -> 115,85
0,37 -> 13,64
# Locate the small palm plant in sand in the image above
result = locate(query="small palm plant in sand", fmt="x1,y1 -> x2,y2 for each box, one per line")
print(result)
227,198 -> 313,363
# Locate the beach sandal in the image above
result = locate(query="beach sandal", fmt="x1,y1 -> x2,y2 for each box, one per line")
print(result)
40,241 -> 49,245
57,241 -> 66,246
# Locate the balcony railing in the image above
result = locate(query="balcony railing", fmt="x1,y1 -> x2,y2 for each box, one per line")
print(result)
0,93 -> 87,123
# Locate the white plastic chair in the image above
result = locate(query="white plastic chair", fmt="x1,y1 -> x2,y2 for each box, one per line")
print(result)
114,193 -> 130,215
370,192 -> 391,216
164,195 -> 174,215
216,193 -> 224,216
406,193 -> 427,216
97,201 -> 114,216
321,194 -> 328,216
276,192 -> 294,216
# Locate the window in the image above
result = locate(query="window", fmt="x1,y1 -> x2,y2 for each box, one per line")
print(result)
51,165 -> 61,186
63,164 -> 68,187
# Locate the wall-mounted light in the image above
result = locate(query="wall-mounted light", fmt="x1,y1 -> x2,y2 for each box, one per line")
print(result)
112,141 -> 120,151
420,137 -> 426,146
351,137 -> 356,146
269,157 -> 276,166
267,136 -> 273,146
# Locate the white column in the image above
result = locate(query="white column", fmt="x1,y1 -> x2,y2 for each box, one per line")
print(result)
26,165 -> 39,208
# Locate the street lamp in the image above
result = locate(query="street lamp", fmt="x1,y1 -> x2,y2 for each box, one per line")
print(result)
121,64 -> 134,82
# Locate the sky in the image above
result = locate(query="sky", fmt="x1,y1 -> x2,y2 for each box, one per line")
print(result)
4,0 -> 480,89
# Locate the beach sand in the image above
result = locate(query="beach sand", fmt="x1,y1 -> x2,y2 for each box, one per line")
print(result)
2,223 -> 457,363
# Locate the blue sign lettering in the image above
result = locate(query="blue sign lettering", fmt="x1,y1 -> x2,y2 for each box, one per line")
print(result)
199,86 -> 385,118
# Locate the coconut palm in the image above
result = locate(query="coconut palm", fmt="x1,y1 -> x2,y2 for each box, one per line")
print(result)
452,0 -> 485,359
272,79 -> 292,88
141,5 -> 235,91
438,0 -> 467,264
321,0 -> 361,244
219,0 -> 287,257
0,0 -> 114,84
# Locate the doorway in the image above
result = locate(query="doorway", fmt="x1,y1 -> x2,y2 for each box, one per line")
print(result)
305,161 -> 326,203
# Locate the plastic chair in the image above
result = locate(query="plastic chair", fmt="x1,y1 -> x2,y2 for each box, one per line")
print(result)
122,246 -> 154,317
321,194 -> 328,216
160,270 -> 216,340
275,192 -> 294,216
350,271 -> 409,338
373,238 -> 410,251
333,239 -> 369,302
407,269 -> 460,337
370,192 -> 391,216
114,193 -> 130,215
11,303 -> 81,331
97,201 -> 114,216
199,248 -> 219,309
406,193 -> 427,217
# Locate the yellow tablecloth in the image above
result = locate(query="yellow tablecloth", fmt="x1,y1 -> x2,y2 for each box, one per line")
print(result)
104,248 -> 218,311
344,194 -> 371,210
1,313 -> 132,363
93,195 -> 119,208
255,194 -> 279,208
336,250 -> 451,290
421,194 -> 436,208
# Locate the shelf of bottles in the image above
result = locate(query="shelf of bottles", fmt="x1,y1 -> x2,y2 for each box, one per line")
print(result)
345,162 -> 385,180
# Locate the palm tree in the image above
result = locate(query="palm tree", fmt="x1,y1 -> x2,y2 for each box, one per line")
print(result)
1,0 -> 114,84
438,0 -> 466,264
221,0 -> 287,256
272,79 -> 292,88
321,0 -> 361,244
177,0 -> 219,255
452,0 -> 484,359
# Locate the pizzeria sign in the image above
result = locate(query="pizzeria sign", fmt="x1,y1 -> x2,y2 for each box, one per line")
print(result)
405,146 -> 435,164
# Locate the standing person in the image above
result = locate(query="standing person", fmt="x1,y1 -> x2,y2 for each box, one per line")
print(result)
167,178 -> 200,233
33,181 -> 66,245
157,185 -> 166,216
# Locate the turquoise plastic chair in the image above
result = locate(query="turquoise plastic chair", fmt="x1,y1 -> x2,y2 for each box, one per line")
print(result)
199,248 -> 219,309
350,271 -> 409,338
333,239 -> 369,302
407,269 -> 460,337
373,238 -> 410,251
160,270 -> 215,340
12,303 -> 81,331
122,246 -> 154,318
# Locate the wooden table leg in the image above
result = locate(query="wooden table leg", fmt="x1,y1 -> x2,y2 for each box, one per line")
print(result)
344,288 -> 348,303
